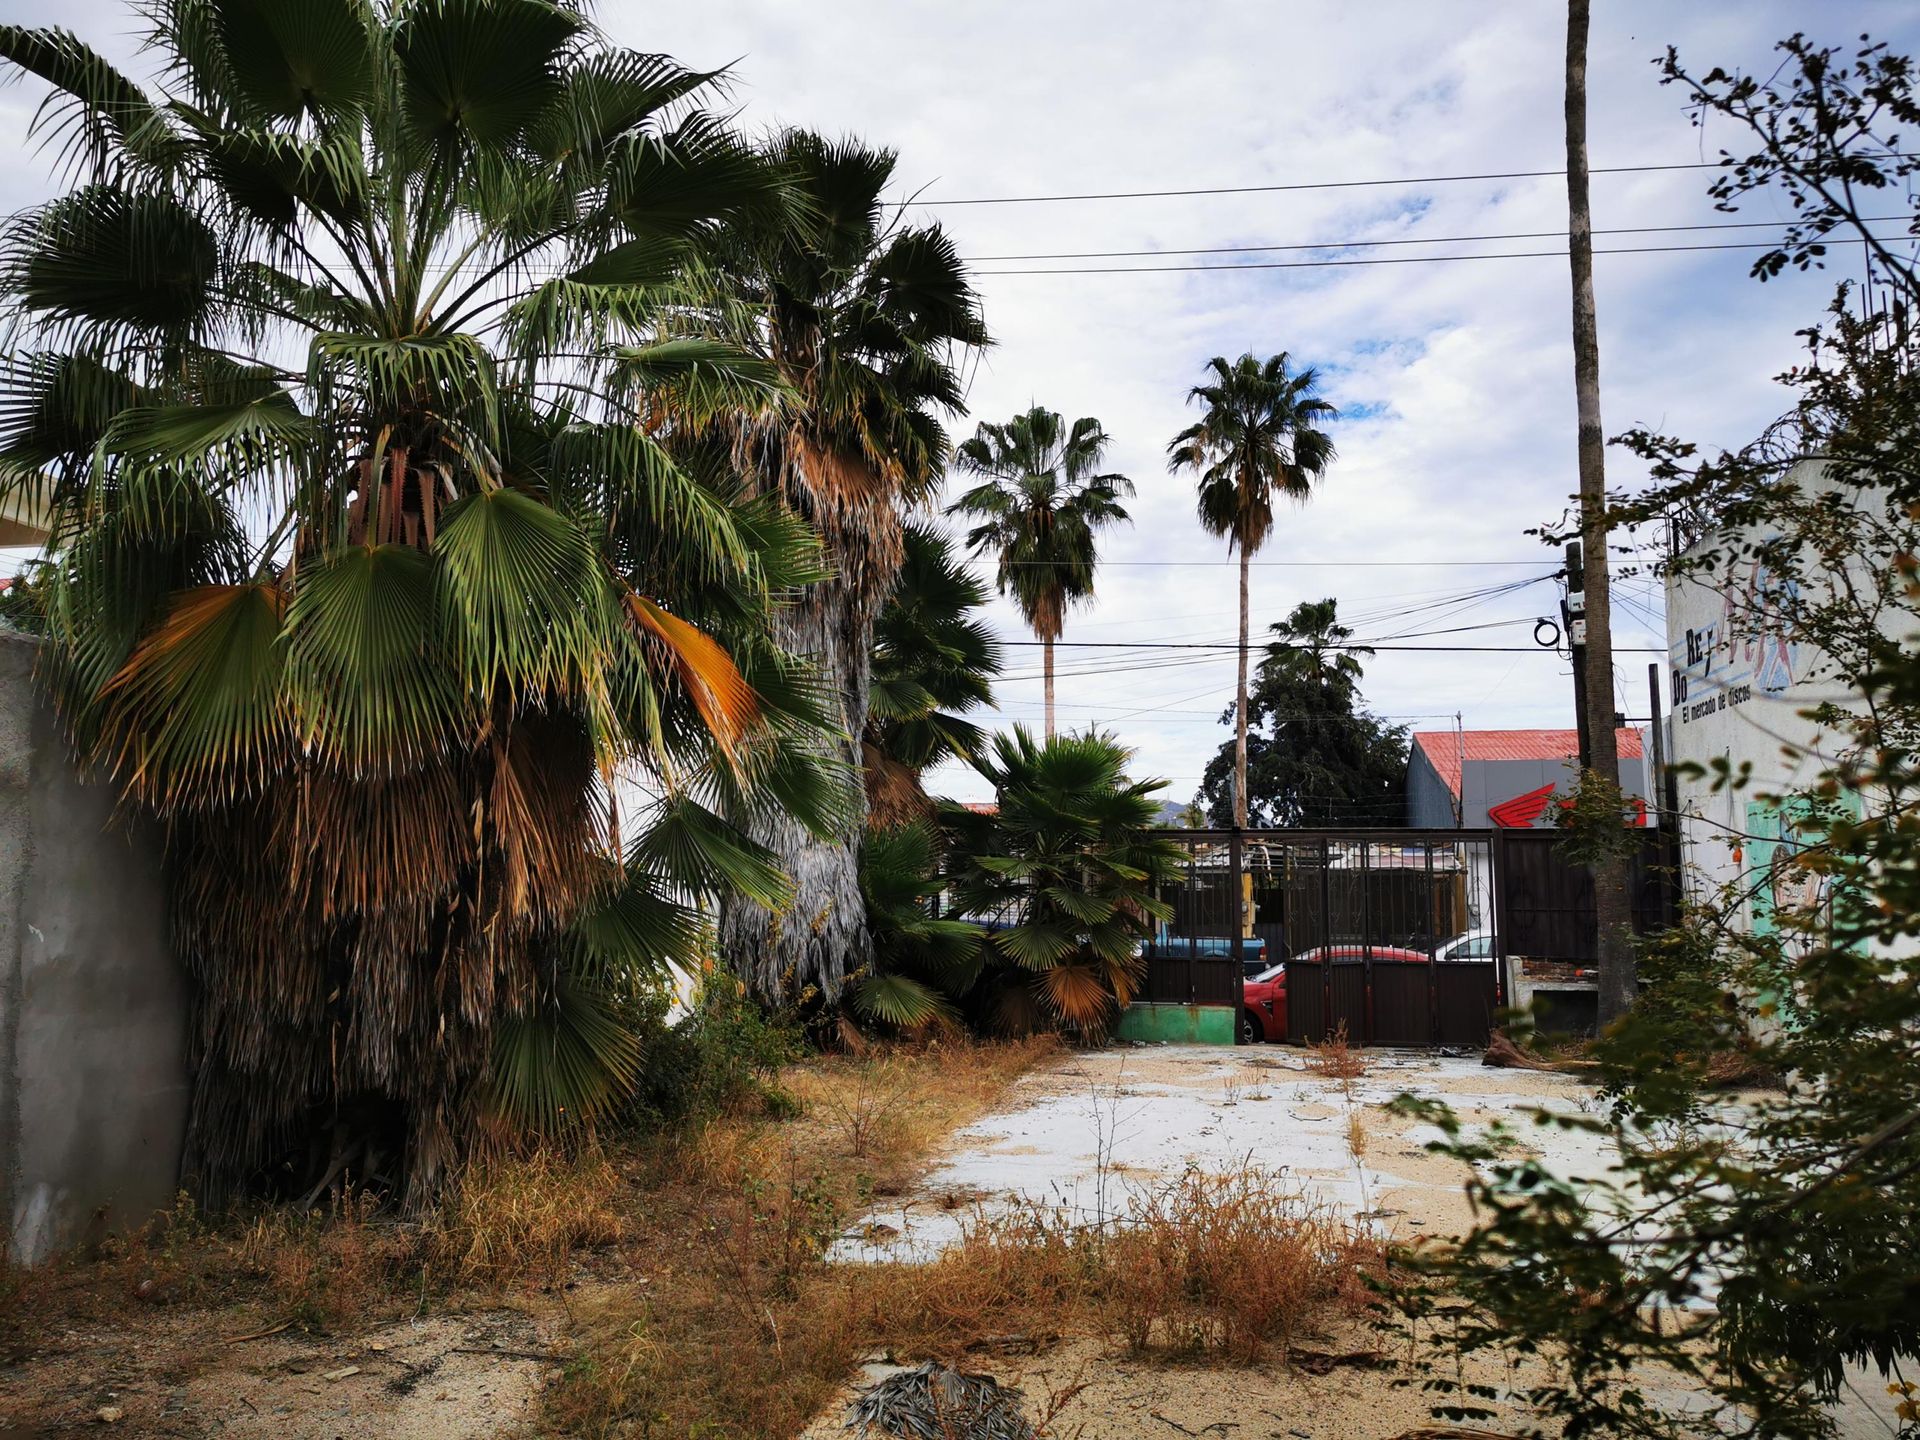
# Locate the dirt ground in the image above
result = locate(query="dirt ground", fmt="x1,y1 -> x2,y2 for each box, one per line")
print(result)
0,1305 -> 555,1438
807,1043 -> 1592,1440
807,1044 -> 1901,1440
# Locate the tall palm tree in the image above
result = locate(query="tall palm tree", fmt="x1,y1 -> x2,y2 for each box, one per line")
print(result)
950,407 -> 1133,738
1168,354 -> 1337,829
0,1 -> 837,1200
703,131 -> 987,1007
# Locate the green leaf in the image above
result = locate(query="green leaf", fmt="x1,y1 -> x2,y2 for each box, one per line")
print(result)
285,543 -> 461,766
209,0 -> 377,122
434,485 -> 606,695
0,26 -> 180,176
102,392 -> 310,468
8,185 -> 217,334
483,972 -> 643,1138
94,581 -> 289,806
397,0 -> 584,150
990,923 -> 1078,971
850,972 -> 956,1030
629,795 -> 789,909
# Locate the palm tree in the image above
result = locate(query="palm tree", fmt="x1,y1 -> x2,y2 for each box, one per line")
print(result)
941,727 -> 1180,1037
0,2 -> 837,1201
865,524 -> 1002,828
850,819 -> 985,1031
1168,354 -> 1337,829
703,131 -> 987,1007
950,407 -> 1133,738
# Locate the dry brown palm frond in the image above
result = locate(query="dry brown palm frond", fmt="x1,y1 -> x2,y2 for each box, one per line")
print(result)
627,592 -> 760,758
1037,961 -> 1115,1030
861,738 -> 928,830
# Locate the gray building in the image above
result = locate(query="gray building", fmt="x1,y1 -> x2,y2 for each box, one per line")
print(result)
1406,728 -> 1651,829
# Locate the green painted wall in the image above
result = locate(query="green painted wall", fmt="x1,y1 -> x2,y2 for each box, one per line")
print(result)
1113,1003 -> 1238,1046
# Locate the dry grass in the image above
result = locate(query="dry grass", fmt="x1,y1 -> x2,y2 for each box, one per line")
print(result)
1096,1169 -> 1384,1363
4,1032 -> 1393,1438
1,1149 -> 639,1348
545,1036 -> 1389,1437
541,1035 -> 1060,1438
1309,1020 -> 1368,1081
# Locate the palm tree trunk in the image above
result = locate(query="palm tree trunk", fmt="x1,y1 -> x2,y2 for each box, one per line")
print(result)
1234,544 -> 1251,829
1043,633 -> 1056,739
718,576 -> 873,1007
1567,0 -> 1636,1026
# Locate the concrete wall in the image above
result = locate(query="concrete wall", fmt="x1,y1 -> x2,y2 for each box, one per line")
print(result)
1,632 -> 188,1263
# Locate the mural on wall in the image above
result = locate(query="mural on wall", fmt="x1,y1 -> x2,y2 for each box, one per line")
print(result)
1738,792 -> 1860,1022
1671,546 -> 1801,730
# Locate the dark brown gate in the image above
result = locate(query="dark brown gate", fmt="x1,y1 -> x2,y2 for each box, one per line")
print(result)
1142,825 -> 1674,1048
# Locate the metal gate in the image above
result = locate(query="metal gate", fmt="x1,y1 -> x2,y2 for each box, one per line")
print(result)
1140,827 -> 1675,1048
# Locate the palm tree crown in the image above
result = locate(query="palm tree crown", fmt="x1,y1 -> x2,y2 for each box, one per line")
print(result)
1169,353 -> 1337,554
950,406 -> 1133,737
1168,353 -> 1336,828
0,0 -> 838,1198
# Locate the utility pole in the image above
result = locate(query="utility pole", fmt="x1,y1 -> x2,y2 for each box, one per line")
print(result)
1566,0 -> 1637,1027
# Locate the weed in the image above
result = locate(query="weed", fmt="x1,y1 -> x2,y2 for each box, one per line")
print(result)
820,1059 -> 912,1158
431,1149 -> 624,1290
1308,1020 -> 1368,1082
1346,1108 -> 1372,1166
1093,1167 -> 1383,1363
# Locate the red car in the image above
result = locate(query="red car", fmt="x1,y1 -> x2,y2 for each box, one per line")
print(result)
1242,962 -> 1287,1043
1239,946 -> 1433,1044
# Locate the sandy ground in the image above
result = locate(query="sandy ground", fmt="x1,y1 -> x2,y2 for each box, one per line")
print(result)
818,1043 -> 1903,1440
0,1305 -> 555,1438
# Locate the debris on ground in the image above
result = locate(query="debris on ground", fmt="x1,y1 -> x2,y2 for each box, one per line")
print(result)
1480,1031 -> 1562,1071
845,1361 -> 1035,1439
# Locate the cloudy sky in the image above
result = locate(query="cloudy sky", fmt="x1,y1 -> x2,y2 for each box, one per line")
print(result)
5,1 -> 1915,810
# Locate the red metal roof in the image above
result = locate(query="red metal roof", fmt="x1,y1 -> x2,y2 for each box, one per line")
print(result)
1411,728 -> 1644,798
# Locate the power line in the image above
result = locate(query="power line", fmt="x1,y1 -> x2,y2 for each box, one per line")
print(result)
961,557 -> 1556,568
992,639 -> 1663,654
906,159 -> 1736,207
963,215 -> 1911,264
974,237 -> 1904,278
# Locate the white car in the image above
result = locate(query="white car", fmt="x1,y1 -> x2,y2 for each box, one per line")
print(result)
1434,929 -> 1496,962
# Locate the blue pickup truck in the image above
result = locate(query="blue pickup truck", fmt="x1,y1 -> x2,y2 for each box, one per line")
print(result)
1144,925 -> 1270,976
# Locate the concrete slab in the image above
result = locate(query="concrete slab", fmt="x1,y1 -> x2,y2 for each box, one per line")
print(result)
830,1043 -> 1618,1262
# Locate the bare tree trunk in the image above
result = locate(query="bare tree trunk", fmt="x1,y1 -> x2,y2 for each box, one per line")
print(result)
1566,0 -> 1637,1026
1043,633 -> 1056,739
1234,544 -> 1251,829
718,576 -> 872,1007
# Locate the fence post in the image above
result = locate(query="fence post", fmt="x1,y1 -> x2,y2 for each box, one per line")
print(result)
1359,839 -> 1374,1045
1229,827 -> 1244,1042
1319,837 -> 1333,1044
1425,841 -> 1439,1045
1492,827 -> 1510,1012
1185,842 -> 1198,1007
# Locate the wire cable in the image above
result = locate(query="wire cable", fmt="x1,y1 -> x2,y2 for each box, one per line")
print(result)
905,159 -> 1743,207
974,237 -> 1911,278
963,215 -> 1912,263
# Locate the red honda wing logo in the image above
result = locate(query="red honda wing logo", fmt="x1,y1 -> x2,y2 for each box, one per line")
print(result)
1487,783 -> 1650,828
1488,782 -> 1556,828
